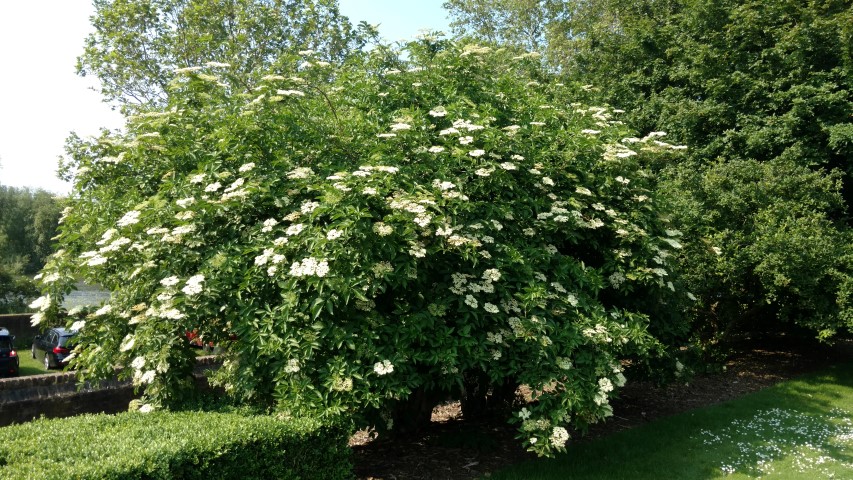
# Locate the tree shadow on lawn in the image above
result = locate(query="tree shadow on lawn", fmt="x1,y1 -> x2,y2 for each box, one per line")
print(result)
491,362 -> 853,480
353,338 -> 853,479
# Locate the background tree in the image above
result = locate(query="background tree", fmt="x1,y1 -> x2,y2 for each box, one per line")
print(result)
447,0 -> 853,342
0,184 -> 59,313
444,0 -> 639,73
78,0 -> 373,109
443,0 -> 567,53
0,266 -> 39,314
0,185 -> 63,275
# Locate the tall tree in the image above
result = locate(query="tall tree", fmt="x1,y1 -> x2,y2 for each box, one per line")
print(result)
0,186 -> 63,274
0,184 -> 58,313
567,0 -> 853,340
77,0 -> 372,109
445,0 -> 853,341
444,0 -> 566,52
444,0 -> 633,72
0,266 -> 39,314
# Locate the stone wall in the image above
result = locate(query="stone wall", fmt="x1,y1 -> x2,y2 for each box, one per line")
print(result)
0,356 -> 220,427
0,371 -> 137,426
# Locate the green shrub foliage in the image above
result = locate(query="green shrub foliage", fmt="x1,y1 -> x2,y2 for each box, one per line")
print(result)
38,37 -> 689,455
0,411 -> 351,479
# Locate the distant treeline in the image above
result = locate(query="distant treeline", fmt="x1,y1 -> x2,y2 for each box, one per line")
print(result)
0,184 -> 63,312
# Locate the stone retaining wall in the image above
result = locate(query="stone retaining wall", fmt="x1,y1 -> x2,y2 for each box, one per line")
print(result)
0,356 -> 220,427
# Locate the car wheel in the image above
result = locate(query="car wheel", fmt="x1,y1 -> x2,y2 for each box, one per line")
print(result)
44,353 -> 51,370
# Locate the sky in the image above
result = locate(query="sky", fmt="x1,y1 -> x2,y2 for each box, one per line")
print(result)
0,0 -> 451,195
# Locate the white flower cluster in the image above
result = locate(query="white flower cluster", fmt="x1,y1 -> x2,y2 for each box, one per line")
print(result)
120,335 -> 136,352
608,272 -> 626,288
359,165 -> 398,174
550,426 -> 570,448
221,178 -> 248,201
507,317 -> 525,337
373,222 -> 393,236
182,274 -> 205,296
28,294 -> 53,326
486,331 -> 504,344
332,377 -> 354,391
373,359 -> 394,375
285,223 -> 304,236
301,201 -> 319,214
464,294 -> 478,308
372,261 -> 393,278
276,89 -> 305,97
129,355 -> 157,386
482,268 -> 501,282
28,294 -> 51,311
284,359 -> 300,373
261,218 -> 278,232
583,323 -> 612,344
593,377 -> 616,406
483,302 -> 499,313
408,242 -> 426,258
432,179 -> 456,191
557,357 -> 573,370
289,257 -> 329,277
428,106 -> 447,117
117,210 -> 142,227
254,248 -> 285,267
286,167 -> 314,179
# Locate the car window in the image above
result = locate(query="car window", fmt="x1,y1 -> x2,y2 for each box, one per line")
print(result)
0,338 -> 11,350
59,335 -> 77,349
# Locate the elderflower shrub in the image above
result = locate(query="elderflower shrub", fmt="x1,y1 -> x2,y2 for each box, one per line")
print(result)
41,36 -> 688,456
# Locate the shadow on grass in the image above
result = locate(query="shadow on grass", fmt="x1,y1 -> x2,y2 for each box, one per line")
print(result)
491,363 -> 853,479
16,351 -> 49,376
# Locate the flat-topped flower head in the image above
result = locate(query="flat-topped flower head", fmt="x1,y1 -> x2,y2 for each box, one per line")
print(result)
373,359 -> 394,375
182,275 -> 205,296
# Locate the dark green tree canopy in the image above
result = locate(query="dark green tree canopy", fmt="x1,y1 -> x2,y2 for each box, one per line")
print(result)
575,0 -> 853,182
445,0 -> 853,341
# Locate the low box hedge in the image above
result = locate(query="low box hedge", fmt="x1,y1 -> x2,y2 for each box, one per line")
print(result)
0,411 -> 352,479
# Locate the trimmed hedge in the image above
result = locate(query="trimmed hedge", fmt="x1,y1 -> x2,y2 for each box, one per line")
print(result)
0,411 -> 352,479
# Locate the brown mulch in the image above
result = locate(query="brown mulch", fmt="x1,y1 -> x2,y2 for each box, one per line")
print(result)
352,336 -> 853,480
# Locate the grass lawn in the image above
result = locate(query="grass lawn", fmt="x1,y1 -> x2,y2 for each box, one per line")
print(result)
13,336 -> 57,376
491,363 -> 853,479
16,349 -> 51,376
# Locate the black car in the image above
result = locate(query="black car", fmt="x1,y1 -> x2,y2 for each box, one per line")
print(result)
32,327 -> 78,370
0,328 -> 19,377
